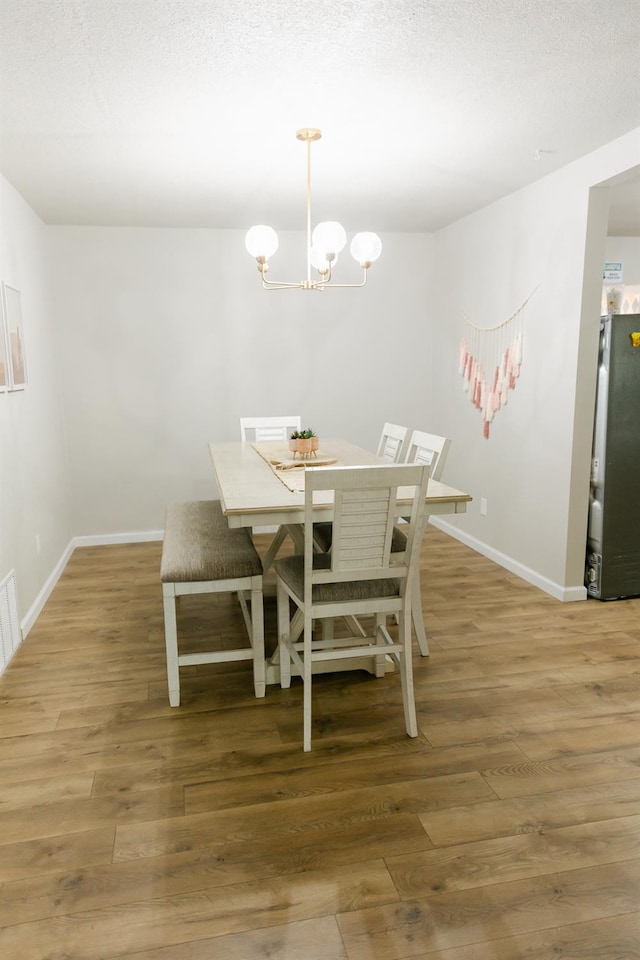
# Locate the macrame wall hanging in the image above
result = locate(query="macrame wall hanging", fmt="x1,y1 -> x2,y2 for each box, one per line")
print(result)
459,287 -> 539,439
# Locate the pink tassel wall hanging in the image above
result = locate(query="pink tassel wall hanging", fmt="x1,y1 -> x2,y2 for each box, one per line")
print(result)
460,287 -> 539,438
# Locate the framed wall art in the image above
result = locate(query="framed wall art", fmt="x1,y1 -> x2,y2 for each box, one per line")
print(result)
0,296 -> 8,392
2,283 -> 27,390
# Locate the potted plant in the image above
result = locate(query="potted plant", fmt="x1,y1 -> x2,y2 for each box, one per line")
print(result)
289,428 -> 320,459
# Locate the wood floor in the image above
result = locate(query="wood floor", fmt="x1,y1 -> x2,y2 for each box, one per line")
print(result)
1,527 -> 639,959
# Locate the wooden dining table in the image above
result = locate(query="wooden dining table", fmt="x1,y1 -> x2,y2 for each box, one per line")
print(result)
209,438 -> 472,684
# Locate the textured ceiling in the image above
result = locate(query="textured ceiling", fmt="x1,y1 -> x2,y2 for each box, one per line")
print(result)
0,0 -> 639,233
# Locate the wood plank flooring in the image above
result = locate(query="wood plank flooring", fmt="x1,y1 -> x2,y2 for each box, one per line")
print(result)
0,527 -> 639,959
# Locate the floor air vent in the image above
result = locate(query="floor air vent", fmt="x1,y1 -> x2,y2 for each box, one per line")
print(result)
0,570 -> 21,676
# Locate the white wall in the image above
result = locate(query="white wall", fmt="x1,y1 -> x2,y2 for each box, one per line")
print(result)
0,177 -> 72,631
430,128 -> 640,599
48,227 -> 435,536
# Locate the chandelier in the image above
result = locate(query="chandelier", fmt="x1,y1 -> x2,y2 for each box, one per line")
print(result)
245,128 -> 382,291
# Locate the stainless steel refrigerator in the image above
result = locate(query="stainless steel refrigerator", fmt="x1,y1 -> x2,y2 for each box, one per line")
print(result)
585,313 -> 640,599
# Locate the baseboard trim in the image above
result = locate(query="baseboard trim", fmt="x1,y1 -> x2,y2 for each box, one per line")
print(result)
21,529 -> 164,638
430,517 -> 587,603
21,538 -> 75,638
74,530 -> 164,548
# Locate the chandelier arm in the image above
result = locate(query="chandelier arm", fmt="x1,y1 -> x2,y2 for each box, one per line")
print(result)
312,255 -> 338,287
314,270 -> 332,288
259,277 -> 369,290
256,264 -> 372,289
258,263 -> 303,289
261,278 -> 305,289
317,271 -> 369,289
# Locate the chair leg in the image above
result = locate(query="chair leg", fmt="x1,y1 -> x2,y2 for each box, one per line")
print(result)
251,579 -> 266,698
412,582 -> 430,657
398,604 -> 418,738
277,583 -> 292,689
374,613 -> 387,677
303,609 -> 314,752
162,588 -> 181,707
413,527 -> 429,656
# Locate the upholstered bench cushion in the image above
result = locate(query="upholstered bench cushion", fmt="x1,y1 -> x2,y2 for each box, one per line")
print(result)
161,501 -> 262,583
275,553 -> 401,604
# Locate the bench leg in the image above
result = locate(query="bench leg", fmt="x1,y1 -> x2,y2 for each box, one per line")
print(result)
162,587 -> 181,707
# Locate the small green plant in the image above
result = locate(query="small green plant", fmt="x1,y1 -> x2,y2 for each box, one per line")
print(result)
290,428 -> 316,439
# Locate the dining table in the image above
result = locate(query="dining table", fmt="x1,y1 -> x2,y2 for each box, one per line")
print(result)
208,437 -> 472,684
210,437 -> 471,549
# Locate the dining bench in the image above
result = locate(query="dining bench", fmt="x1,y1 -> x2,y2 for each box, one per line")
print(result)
160,500 -> 265,705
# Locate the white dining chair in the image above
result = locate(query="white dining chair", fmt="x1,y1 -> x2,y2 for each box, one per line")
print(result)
376,422 -> 409,462
240,415 -> 301,443
274,461 -> 431,751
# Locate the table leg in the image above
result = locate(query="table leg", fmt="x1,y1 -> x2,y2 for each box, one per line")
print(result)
260,525 -> 288,574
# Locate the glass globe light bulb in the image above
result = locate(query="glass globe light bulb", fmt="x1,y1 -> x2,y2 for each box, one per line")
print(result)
350,232 -> 382,266
245,225 -> 279,259
312,221 -> 347,256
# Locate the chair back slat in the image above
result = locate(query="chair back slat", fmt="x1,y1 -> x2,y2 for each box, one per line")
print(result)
333,485 -> 394,571
304,463 -> 430,588
405,430 -> 451,480
240,415 -> 301,443
376,422 -> 409,463
413,447 -> 435,467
